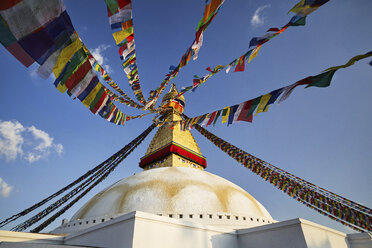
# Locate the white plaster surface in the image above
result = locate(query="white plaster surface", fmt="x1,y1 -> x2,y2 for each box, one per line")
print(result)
1,213 -> 371,248
68,167 -> 272,229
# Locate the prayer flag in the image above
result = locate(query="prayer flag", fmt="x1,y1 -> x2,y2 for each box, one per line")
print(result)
82,82 -> 102,108
233,102 -> 244,123
248,45 -> 261,63
0,0 -> 22,10
305,70 -> 336,88
105,0 -> 120,15
237,100 -> 253,122
75,73 -> 99,100
53,34 -> 82,78
227,105 -> 239,126
112,27 -> 133,45
64,59 -> 92,91
201,114 -> 210,127
221,107 -> 230,123
255,93 -> 272,115
289,16 -> 306,26
121,19 -> 133,30
263,88 -> 284,111
54,48 -> 87,87
206,111 -> 217,127
0,0 -> 65,40
234,55 -> 246,72
247,97 -> 261,117
213,110 -> 222,126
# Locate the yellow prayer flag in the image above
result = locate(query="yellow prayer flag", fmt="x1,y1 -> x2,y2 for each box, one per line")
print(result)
82,83 -> 102,108
56,83 -> 67,93
248,45 -> 261,63
255,93 -> 272,116
53,36 -> 82,79
288,0 -> 305,14
221,107 -> 230,123
112,27 -> 133,45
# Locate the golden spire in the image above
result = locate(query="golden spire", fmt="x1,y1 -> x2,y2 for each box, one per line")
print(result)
139,84 -> 206,170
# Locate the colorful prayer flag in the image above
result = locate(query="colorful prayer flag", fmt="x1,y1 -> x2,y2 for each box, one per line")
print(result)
255,93 -> 272,115
221,107 -> 230,124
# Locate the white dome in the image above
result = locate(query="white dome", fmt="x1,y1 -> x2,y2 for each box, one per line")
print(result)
71,167 -> 272,222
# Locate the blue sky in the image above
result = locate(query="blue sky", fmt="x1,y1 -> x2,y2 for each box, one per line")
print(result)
0,0 -> 371,233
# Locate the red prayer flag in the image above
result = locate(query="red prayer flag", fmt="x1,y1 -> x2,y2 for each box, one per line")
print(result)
267,27 -> 280,32
234,55 -> 246,72
206,111 -> 217,127
118,0 -> 131,9
65,59 -> 92,90
237,100 -> 253,122
0,0 -> 22,10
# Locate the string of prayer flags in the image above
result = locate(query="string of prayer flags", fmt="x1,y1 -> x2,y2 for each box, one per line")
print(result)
0,0 -> 68,67
0,0 -> 136,126
192,0 -> 225,60
104,0 -> 147,105
145,0 -> 225,109
82,45 -> 143,109
192,123 -> 371,232
182,52 -> 371,130
172,0 -> 330,100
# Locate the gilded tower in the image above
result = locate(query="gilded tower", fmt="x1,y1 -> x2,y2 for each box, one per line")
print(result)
139,84 -> 207,170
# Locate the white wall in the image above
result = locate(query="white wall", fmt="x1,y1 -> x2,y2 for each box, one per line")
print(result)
132,212 -> 238,248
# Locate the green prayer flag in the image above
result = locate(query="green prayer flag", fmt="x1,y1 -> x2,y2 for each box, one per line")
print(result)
305,70 -> 336,88
104,0 -> 119,15
213,110 -> 222,126
290,16 -> 306,26
247,97 -> 262,117
59,49 -> 88,86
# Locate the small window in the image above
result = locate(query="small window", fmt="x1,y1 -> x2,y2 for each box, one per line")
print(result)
79,222 -> 82,225
209,214 -> 212,219
235,216 -> 239,220
169,214 -> 173,218
263,219 -> 265,222
86,221 -> 89,224
189,214 -> 193,218
250,218 -> 253,221
243,217 -> 246,220
73,223 -> 76,226
179,214 -> 183,218
200,214 -> 203,218
218,215 -> 222,219
93,220 -> 96,223
102,219 -> 105,222
158,213 -> 162,216
257,218 -> 259,222
226,215 -> 230,219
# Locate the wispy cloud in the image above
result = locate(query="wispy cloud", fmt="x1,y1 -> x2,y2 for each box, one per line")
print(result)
90,44 -> 112,73
0,120 -> 63,163
251,4 -> 270,27
0,177 -> 13,198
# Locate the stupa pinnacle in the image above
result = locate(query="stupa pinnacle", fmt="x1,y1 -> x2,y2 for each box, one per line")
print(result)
139,84 -> 207,170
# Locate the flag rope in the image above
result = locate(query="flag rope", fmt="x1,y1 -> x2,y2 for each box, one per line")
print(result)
188,116 -> 372,232
6,123 -> 156,232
